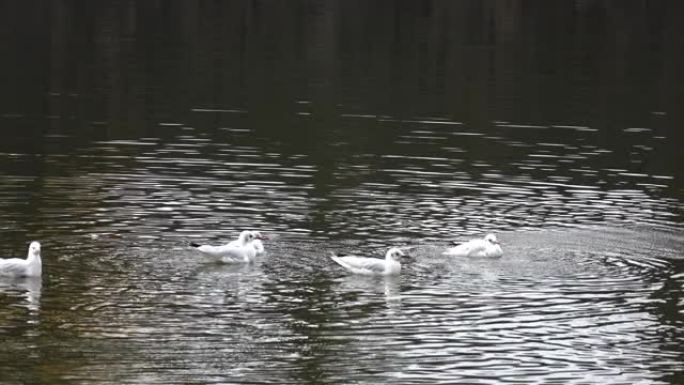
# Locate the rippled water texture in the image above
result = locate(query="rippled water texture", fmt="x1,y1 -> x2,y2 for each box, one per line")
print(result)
1,1 -> 683,384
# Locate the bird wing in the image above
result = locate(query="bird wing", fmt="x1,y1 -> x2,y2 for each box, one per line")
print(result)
467,241 -> 489,257
195,244 -> 237,256
253,240 -> 264,254
486,244 -> 503,258
218,246 -> 254,263
194,244 -> 225,257
228,239 -> 264,254
331,255 -> 386,275
443,239 -> 487,257
0,258 -> 28,277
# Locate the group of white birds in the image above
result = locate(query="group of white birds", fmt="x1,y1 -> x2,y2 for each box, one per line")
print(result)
0,232 -> 503,278
189,230 -> 503,276
332,233 -> 503,275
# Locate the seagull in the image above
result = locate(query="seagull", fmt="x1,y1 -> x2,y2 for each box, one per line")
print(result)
0,241 -> 42,277
443,233 -> 503,258
227,230 -> 267,255
190,231 -> 265,263
330,247 -> 405,276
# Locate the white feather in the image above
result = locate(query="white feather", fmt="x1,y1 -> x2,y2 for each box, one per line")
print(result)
191,231 -> 265,263
443,234 -> 503,258
330,247 -> 403,276
0,241 -> 42,277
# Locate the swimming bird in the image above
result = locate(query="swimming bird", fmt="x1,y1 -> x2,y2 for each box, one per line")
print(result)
330,247 -> 405,276
227,231 -> 267,255
443,233 -> 503,258
0,241 -> 42,277
190,231 -> 265,263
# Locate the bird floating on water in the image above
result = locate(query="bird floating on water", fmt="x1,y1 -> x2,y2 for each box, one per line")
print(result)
330,247 -> 405,276
190,231 -> 266,263
228,231 -> 266,255
0,241 -> 42,277
443,233 -> 503,258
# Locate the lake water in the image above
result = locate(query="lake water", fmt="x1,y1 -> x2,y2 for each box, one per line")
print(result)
1,1 -> 683,384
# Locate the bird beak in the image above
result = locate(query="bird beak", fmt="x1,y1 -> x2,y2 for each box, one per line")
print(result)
258,234 -> 268,240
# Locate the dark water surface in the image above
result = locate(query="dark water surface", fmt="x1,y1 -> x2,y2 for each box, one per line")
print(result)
1,1 -> 683,384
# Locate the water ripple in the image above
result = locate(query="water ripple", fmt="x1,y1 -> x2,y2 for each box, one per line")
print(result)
1,117 -> 682,384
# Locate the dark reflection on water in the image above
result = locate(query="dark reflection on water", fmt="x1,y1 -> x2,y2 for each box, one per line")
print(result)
1,1 -> 683,384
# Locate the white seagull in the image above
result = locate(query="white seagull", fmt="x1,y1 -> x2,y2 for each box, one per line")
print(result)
0,241 -> 42,277
443,233 -> 503,258
330,247 -> 405,276
227,230 -> 266,255
190,231 -> 265,263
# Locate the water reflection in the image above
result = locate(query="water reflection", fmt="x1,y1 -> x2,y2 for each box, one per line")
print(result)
0,276 -> 42,312
332,274 -> 403,313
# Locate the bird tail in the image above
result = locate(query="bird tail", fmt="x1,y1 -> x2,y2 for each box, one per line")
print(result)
189,242 -> 201,248
330,251 -> 348,266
